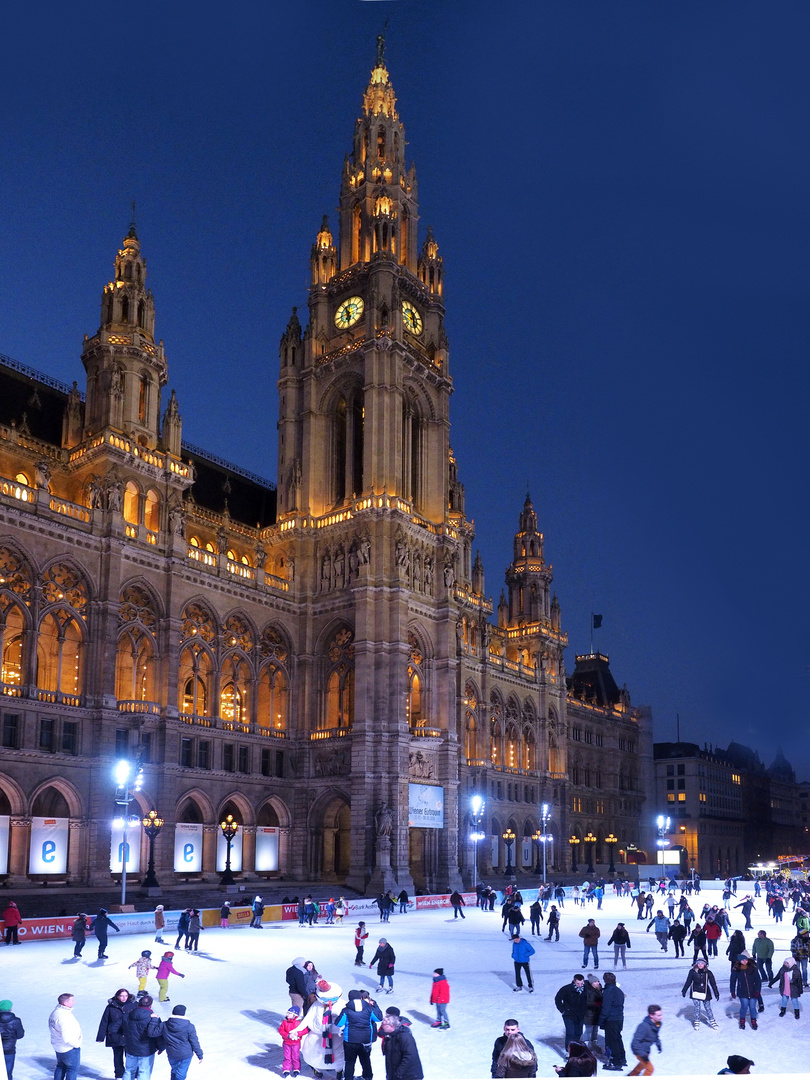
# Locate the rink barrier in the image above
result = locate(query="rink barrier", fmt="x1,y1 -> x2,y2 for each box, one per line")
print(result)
0,881 -> 729,942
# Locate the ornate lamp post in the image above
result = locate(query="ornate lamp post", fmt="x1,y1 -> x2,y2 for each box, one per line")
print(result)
113,759 -> 143,907
219,814 -> 239,886
531,830 -> 543,874
470,795 -> 486,887
604,832 -> 618,874
502,828 -> 516,877
141,809 -> 164,889
584,831 -> 597,874
540,802 -> 551,883
656,815 -> 671,868
569,835 -> 580,873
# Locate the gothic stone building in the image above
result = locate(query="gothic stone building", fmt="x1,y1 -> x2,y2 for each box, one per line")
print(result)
0,44 -> 653,893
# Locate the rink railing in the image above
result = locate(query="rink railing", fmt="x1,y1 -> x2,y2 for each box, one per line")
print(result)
0,881 -> 731,943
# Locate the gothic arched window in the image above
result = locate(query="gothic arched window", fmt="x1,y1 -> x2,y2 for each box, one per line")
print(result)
36,611 -> 83,697
406,632 -> 424,728
332,390 -> 364,507
322,626 -> 354,731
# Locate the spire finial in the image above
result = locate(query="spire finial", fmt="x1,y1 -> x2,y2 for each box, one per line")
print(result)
376,19 -> 388,67
127,200 -> 138,240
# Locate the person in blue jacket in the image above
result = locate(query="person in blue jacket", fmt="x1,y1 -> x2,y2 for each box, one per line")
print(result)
336,989 -> 383,1080
510,933 -> 535,993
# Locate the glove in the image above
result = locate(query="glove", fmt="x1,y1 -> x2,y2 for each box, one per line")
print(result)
180,974 -> 186,978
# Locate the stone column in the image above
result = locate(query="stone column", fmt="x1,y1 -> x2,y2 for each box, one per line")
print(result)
7,818 -> 31,885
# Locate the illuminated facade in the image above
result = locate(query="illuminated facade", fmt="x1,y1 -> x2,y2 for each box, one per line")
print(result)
0,42 -> 652,892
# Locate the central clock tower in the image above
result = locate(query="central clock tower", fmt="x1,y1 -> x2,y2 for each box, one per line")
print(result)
276,37 -> 471,894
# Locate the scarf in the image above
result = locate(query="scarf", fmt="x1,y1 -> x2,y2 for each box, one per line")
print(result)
321,1003 -> 334,1064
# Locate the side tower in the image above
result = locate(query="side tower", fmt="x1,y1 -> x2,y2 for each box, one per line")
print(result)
278,39 -> 467,893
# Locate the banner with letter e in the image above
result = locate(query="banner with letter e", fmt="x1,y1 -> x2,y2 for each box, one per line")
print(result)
29,817 -> 68,874
174,822 -> 203,872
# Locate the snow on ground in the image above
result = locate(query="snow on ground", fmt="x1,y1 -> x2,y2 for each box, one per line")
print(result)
0,886 -> 803,1079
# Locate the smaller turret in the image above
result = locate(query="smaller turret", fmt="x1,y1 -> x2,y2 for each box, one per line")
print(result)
311,216 -> 337,285
417,227 -> 443,297
279,308 -> 303,369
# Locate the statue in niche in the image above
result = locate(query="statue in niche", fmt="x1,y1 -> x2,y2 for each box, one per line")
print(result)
34,460 -> 51,488
424,556 -> 433,592
287,556 -> 295,581
254,543 -> 267,570
375,802 -> 393,839
359,535 -> 371,565
106,480 -> 122,512
334,547 -> 345,586
348,545 -> 359,578
168,502 -> 184,536
88,475 -> 104,510
444,561 -> 454,588
321,553 -> 331,588
395,536 -> 408,569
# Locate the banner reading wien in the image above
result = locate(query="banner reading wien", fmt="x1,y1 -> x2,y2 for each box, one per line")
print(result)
408,783 -> 443,828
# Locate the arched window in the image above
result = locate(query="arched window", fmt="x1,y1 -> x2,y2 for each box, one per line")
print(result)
178,644 -> 211,716
220,654 -> 251,725
124,263 -> 133,281
123,482 -> 140,525
32,787 -> 71,818
144,489 -> 160,532
402,394 -> 423,509
258,664 -> 289,731
138,375 -> 150,424
400,204 -> 409,264
464,684 -> 478,762
352,203 -> 362,264
115,628 -> 155,702
406,632 -> 425,728
0,602 -> 25,687
506,724 -> 519,770
523,729 -> 536,771
37,611 -> 83,696
137,300 -> 145,327
332,390 -> 364,506
121,295 -> 130,322
322,627 -> 354,731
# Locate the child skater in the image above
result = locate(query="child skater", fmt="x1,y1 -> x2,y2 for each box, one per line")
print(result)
156,950 -> 185,1003
279,1005 -> 308,1078
128,950 -> 157,993
354,921 -> 368,966
430,967 -> 450,1029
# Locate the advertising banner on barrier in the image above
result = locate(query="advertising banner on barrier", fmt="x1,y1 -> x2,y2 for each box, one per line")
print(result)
174,823 -> 203,872
0,815 -> 8,876
255,827 -> 279,871
415,892 -> 476,910
216,828 -> 243,872
110,820 -> 142,874
29,817 -> 68,874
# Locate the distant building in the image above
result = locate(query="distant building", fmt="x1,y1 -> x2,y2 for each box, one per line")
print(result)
653,740 -> 807,877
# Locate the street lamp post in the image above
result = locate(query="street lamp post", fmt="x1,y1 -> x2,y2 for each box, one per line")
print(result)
141,809 -> 164,889
605,833 -> 618,874
220,814 -> 239,885
656,815 -> 671,869
470,795 -> 486,888
113,760 -> 143,908
569,835 -> 580,873
502,829 -> 516,877
540,802 -> 551,884
584,831 -> 597,874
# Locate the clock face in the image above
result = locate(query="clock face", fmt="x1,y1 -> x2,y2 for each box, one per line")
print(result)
335,296 -> 364,329
402,301 -> 423,335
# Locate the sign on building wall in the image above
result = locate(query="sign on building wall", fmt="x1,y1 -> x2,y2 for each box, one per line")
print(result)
109,820 -> 142,873
174,822 -> 203,873
216,827 -> 243,872
521,838 -> 532,866
408,784 -> 444,828
0,816 -> 9,875
255,826 -> 279,871
491,836 -> 499,865
29,817 -> 68,874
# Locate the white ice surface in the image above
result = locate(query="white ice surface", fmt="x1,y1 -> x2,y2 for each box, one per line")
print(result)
0,887 -> 802,1079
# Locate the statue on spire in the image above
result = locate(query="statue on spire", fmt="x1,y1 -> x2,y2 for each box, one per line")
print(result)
376,19 -> 388,67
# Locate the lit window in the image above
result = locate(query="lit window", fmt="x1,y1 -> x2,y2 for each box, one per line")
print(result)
677,792 -> 686,802
667,793 -> 675,803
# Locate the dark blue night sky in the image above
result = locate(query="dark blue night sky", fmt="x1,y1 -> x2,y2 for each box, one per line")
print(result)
2,2 -> 808,779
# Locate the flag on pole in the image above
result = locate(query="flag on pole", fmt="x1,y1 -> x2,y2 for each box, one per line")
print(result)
592,614 -> 603,629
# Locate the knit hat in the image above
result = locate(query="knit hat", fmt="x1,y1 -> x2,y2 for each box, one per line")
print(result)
172,1005 -> 187,1016
317,979 -> 331,993
163,951 -> 174,958
287,1005 -> 301,1016
434,967 -> 444,976
727,1055 -> 755,1074
0,1001 -> 12,1011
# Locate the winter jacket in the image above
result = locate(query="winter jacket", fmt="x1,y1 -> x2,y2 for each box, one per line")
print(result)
629,1016 -> 661,1059
355,926 -> 369,948
511,938 -> 535,964
370,942 -> 396,976
607,927 -> 630,946
490,1032 -> 537,1078
730,964 -> 762,999
383,1023 -> 424,1080
2,904 -> 22,927
704,920 -> 722,941
161,1015 -> 203,1061
668,923 -> 687,943
555,982 -> 588,1020
726,933 -> 746,962
188,912 -> 202,936
578,923 -> 600,947
688,925 -> 707,948
507,908 -> 525,930
286,959 -> 308,997
0,1009 -> 24,1053
429,975 -> 450,1005
449,891 -> 465,908
279,1016 -> 309,1045
790,933 -> 810,961
646,915 -> 670,934
770,962 -> 804,997
71,917 -> 90,942
48,1005 -> 82,1052
129,956 -> 155,979
752,935 -> 774,960
155,909 -> 165,930
93,913 -> 119,940
177,911 -> 190,933
583,983 -> 602,1027
96,996 -> 136,1048
336,992 -> 383,1044
681,965 -> 719,1000
156,957 -> 182,979
122,1006 -> 163,1056
219,903 -> 230,919
599,984 -> 625,1026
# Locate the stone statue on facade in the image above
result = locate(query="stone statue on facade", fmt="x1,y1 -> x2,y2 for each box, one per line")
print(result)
375,802 -> 393,839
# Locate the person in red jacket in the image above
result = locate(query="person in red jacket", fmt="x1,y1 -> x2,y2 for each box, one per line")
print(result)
429,968 -> 450,1029
354,922 -> 368,967
2,903 -> 23,946
705,918 -> 722,958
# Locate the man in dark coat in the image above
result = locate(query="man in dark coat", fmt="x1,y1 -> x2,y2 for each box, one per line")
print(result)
121,994 -> 163,1080
71,914 -> 90,958
96,988 -> 136,1079
0,999 -> 25,1080
369,938 -> 396,993
599,973 -> 626,1071
285,957 -> 307,1011
554,975 -> 587,1046
93,908 -> 120,959
490,1018 -> 537,1078
380,1013 -> 423,1080
449,890 -> 466,919
160,1005 -> 203,1079
336,989 -> 383,1080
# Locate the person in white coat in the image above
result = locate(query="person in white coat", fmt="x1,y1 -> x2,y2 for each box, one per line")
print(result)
48,994 -> 82,1080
